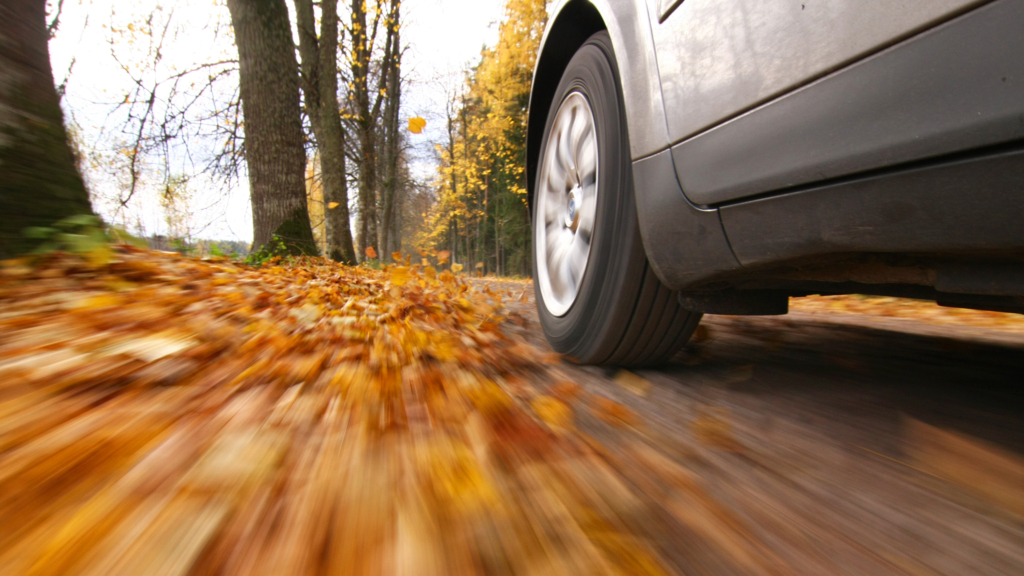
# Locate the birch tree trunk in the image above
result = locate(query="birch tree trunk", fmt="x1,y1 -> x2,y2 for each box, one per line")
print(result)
227,0 -> 316,256
294,0 -> 356,264
0,0 -> 93,259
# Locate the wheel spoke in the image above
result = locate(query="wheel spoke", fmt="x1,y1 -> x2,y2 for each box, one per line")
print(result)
566,235 -> 589,285
557,110 -> 576,178
534,92 -> 599,317
577,135 -> 597,187
576,192 -> 597,237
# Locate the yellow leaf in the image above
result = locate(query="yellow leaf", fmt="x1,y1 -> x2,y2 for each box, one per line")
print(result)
408,116 -> 427,134
327,202 -> 340,209
451,263 -> 463,273
391,251 -> 402,262
390,266 -> 411,287
532,396 -> 573,432
365,246 -> 377,259
614,370 -> 651,397
475,262 -> 484,269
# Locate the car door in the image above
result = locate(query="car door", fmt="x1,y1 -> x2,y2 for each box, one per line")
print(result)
645,0 -> 992,204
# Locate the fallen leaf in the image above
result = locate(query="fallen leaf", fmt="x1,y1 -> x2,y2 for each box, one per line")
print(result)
390,266 -> 412,287
615,370 -> 651,397
550,381 -> 583,403
532,396 -> 573,432
593,398 -> 637,428
692,407 -> 743,452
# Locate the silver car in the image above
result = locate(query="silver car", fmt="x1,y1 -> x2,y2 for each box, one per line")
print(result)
527,0 -> 1024,365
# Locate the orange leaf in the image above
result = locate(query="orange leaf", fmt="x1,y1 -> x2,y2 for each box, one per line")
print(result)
593,398 -> 636,428
691,407 -> 743,452
365,246 -> 377,259
327,202 -> 340,209
550,381 -> 583,403
437,250 -> 451,264
391,251 -> 402,262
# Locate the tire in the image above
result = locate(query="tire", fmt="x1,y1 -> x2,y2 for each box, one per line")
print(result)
532,31 -> 702,367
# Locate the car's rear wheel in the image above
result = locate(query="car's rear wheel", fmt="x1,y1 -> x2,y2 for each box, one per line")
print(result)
532,31 -> 701,366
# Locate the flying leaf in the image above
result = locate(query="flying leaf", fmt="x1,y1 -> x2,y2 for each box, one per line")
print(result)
365,246 -> 378,259
451,263 -> 463,273
436,250 -> 451,264
327,202 -> 340,209
475,262 -> 484,269
408,116 -> 427,134
392,251 -> 402,262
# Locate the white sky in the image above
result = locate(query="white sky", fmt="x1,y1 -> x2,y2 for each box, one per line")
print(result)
49,0 -> 505,242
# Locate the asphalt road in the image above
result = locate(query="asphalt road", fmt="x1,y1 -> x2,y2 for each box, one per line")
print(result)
500,282 -> 1024,576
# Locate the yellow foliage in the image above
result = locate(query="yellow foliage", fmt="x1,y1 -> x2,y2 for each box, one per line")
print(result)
421,0 -> 547,273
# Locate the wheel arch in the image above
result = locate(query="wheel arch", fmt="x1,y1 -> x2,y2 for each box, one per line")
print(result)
527,1 -> 606,213
527,0 -> 669,214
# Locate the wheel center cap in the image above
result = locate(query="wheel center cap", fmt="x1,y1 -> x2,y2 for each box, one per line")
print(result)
566,188 -> 581,231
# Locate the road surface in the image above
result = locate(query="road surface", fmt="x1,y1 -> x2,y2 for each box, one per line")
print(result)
499,281 -> 1024,576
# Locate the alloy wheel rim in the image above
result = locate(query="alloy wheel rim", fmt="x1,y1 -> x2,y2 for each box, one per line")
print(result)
535,91 -> 599,317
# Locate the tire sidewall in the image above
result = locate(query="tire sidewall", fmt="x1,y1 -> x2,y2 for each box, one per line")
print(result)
532,32 -> 648,362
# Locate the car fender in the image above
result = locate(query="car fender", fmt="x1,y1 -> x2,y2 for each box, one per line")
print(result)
527,0 -> 670,211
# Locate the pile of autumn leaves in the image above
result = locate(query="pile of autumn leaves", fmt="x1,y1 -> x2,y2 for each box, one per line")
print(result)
0,247 -> 668,575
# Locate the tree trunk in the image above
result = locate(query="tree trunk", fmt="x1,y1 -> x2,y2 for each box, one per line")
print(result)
294,0 -> 355,264
350,0 -> 373,259
379,0 -> 401,258
227,0 -> 316,256
350,0 -> 397,261
0,0 -> 93,259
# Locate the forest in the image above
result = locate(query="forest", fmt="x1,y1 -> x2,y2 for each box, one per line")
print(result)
2,0 -> 547,277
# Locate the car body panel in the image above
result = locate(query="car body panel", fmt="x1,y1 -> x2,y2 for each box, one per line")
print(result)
530,0 -> 1024,309
719,144 -> 1024,269
673,0 -> 1024,205
531,0 -> 670,161
648,0 -> 990,145
632,151 -> 742,289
